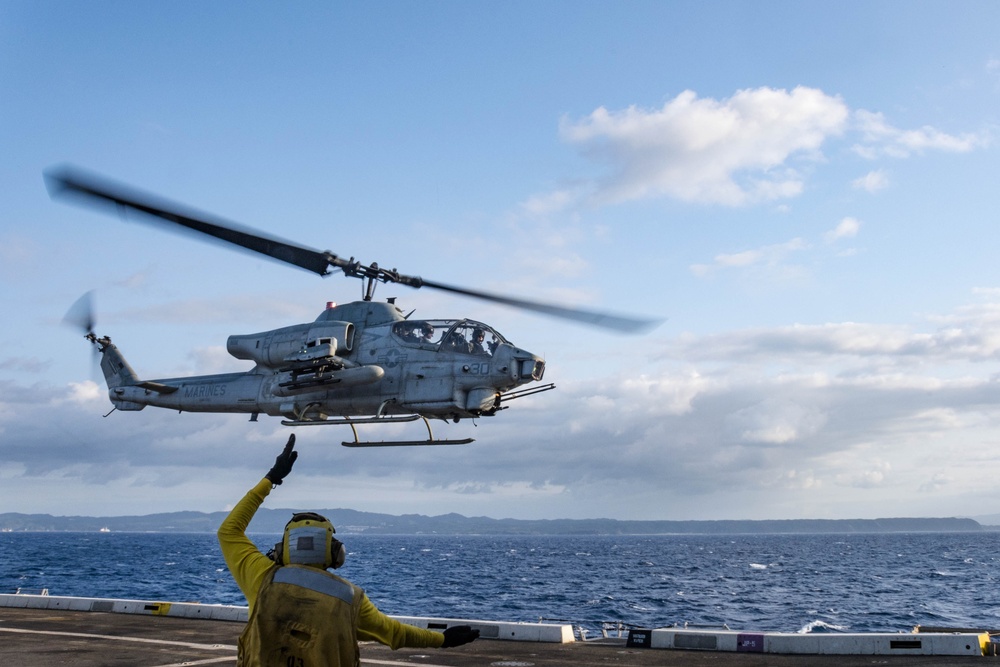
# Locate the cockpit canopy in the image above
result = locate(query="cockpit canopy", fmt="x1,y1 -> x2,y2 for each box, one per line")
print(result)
392,319 -> 507,356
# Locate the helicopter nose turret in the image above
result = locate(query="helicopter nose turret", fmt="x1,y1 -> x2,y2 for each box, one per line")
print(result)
492,343 -> 544,386
519,356 -> 545,382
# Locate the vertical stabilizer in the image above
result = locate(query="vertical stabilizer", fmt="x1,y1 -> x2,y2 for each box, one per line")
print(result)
92,337 -> 139,389
92,336 -> 146,411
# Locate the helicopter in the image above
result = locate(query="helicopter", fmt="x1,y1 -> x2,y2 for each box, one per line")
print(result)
47,167 -> 658,447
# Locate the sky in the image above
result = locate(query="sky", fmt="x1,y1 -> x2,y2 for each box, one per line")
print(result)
2,2 -> 1000,522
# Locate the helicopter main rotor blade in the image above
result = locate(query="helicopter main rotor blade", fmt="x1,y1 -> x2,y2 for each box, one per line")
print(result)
46,166 -> 661,334
418,278 -> 661,334
45,166 -> 335,277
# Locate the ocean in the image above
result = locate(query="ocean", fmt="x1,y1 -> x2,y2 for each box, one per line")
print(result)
3,531 -> 999,635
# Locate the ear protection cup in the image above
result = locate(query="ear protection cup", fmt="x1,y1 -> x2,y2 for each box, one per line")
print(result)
329,536 -> 346,569
270,512 -> 346,569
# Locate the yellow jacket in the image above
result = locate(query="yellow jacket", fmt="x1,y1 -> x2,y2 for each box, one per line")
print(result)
218,478 -> 445,654
238,564 -> 364,667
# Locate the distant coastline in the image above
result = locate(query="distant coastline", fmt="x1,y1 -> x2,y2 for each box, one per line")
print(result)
0,509 -> 990,535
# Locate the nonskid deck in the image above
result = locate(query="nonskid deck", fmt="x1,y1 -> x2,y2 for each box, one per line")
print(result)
0,594 -> 996,666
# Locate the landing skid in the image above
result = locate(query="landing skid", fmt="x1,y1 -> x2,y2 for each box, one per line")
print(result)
279,412 -> 473,447
343,416 -> 473,448
281,414 -> 421,427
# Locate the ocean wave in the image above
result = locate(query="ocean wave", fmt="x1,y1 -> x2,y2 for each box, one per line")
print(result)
798,620 -> 848,634
5,532 -> 1000,633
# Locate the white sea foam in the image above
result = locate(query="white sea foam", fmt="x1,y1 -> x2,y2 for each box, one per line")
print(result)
798,620 -> 848,634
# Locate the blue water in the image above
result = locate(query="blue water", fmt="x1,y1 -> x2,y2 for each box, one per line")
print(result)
4,532 -> 1000,634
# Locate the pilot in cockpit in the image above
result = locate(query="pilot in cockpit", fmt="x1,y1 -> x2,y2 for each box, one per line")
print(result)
396,323 -> 421,343
470,328 -> 489,356
444,330 -> 470,353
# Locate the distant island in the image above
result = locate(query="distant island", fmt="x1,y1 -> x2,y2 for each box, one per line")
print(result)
0,509 -> 989,535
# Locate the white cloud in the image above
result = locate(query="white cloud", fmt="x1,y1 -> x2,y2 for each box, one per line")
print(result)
619,372 -> 711,416
663,319 -> 1000,363
537,88 -> 986,213
776,469 -> 822,491
519,188 -> 579,217
560,86 -> 849,206
835,462 -> 890,489
689,216 -> 858,281
852,110 -> 988,158
919,472 -> 953,493
186,346 -> 249,374
67,380 -> 103,403
824,217 -> 861,244
852,170 -> 889,193
691,237 -> 808,277
725,398 -> 828,444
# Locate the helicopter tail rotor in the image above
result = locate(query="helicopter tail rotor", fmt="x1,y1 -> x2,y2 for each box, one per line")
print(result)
62,290 -> 106,377
63,290 -> 96,337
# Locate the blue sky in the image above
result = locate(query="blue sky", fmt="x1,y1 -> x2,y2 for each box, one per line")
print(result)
2,2 -> 1000,521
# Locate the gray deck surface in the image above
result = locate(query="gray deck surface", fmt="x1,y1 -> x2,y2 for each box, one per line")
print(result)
0,607 -> 990,666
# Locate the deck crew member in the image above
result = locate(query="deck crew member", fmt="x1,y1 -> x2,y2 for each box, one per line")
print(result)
218,434 -> 479,666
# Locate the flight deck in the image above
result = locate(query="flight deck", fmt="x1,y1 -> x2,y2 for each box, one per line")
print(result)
0,594 -> 994,666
